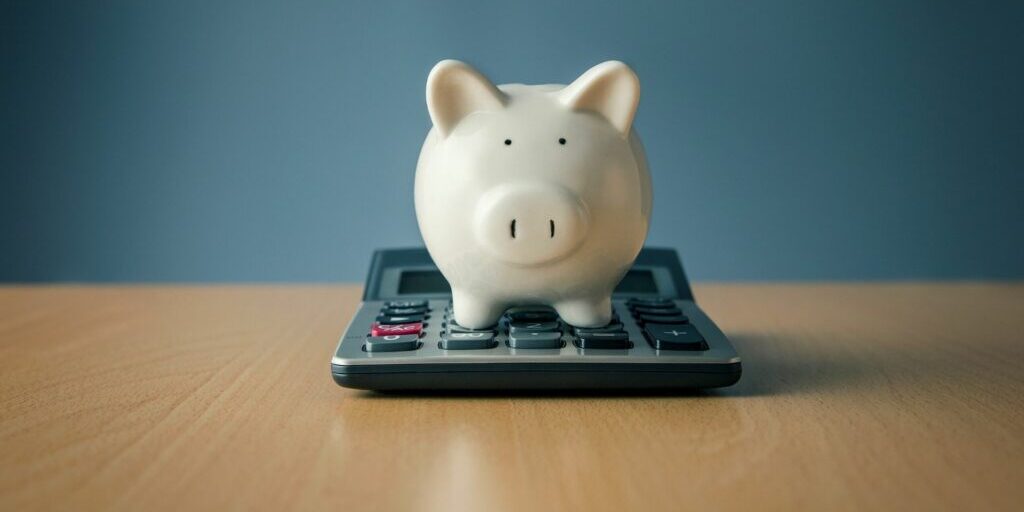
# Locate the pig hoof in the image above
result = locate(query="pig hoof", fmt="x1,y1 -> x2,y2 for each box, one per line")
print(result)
554,297 -> 613,328
451,291 -> 504,329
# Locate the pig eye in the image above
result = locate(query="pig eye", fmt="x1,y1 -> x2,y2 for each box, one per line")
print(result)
504,139 -> 512,146
558,138 -> 566,145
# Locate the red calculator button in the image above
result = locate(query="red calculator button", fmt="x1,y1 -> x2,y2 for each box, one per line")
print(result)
370,322 -> 422,337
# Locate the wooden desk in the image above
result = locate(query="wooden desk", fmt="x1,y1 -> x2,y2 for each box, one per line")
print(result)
1,284 -> 1022,511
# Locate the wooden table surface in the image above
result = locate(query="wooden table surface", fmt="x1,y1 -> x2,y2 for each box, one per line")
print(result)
1,284 -> 1022,511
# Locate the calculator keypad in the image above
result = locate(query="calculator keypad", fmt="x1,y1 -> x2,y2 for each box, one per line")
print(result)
361,297 -> 710,354
441,305 -> 632,350
363,303 -> 433,352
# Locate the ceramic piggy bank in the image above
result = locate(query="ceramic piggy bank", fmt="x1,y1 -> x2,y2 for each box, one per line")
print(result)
415,60 -> 652,329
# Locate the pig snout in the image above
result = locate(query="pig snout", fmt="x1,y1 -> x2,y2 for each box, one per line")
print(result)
473,183 -> 589,266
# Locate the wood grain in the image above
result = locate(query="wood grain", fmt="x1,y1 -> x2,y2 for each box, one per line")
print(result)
1,284 -> 1022,511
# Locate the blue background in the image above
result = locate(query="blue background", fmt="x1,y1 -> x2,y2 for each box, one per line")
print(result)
2,0 -> 1022,282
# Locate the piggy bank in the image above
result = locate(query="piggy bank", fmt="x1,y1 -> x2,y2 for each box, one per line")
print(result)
414,60 -> 652,329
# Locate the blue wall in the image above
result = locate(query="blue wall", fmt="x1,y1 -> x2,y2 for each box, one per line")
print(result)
2,0 -> 1022,282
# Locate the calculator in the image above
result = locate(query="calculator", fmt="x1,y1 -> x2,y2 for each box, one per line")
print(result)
330,248 -> 741,391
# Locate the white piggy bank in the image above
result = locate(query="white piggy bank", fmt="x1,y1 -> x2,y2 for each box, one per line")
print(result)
415,60 -> 652,329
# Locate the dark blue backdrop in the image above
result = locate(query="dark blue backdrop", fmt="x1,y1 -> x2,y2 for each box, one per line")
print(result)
2,0 -> 1022,282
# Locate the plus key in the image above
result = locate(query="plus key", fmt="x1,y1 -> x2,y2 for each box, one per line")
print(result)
644,323 -> 706,351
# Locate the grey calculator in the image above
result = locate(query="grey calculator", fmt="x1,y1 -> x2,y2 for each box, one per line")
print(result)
331,248 -> 741,391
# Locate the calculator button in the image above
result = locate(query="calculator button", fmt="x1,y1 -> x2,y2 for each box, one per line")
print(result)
505,305 -> 555,314
447,320 -> 497,334
627,297 -> 674,308
564,313 -> 619,328
644,324 -> 706,351
370,322 -> 422,337
573,322 -> 625,335
506,310 -> 559,323
637,313 -> 689,325
441,331 -> 498,350
574,332 -> 630,349
377,314 -> 425,324
382,306 -> 427,316
386,300 -> 427,309
364,334 -> 420,352
633,306 -> 682,316
508,321 -> 561,334
508,331 -> 563,349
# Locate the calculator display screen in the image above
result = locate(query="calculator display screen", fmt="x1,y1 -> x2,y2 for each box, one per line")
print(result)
614,270 -> 658,294
397,270 -> 452,295
396,269 -> 659,295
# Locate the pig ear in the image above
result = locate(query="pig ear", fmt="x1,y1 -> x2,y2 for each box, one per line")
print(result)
426,60 -> 507,137
558,61 -> 640,136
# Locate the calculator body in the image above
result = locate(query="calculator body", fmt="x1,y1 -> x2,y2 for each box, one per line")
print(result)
331,248 -> 741,391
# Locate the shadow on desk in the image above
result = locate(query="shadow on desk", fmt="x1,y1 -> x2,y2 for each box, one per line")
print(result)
723,332 -> 874,397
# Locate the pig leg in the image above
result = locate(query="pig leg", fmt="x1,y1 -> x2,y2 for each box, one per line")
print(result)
553,296 -> 613,328
451,289 -> 505,329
